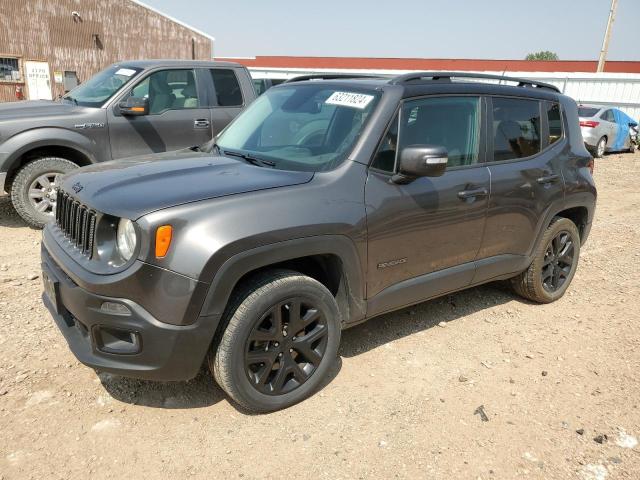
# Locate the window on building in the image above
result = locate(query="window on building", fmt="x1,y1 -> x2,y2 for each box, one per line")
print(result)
492,97 -> 541,161
399,96 -> 481,168
547,102 -> 563,145
0,57 -> 21,82
210,69 -> 243,107
131,69 -> 199,114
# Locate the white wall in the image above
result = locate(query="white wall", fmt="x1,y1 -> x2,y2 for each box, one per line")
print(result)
249,68 -> 640,120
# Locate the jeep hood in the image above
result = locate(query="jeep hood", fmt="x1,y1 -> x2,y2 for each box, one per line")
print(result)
59,153 -> 314,219
0,99 -> 81,120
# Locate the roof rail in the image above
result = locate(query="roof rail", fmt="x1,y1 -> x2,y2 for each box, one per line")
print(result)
389,71 -> 560,92
284,73 -> 388,83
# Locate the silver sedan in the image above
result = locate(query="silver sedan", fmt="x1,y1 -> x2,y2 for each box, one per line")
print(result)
578,104 -> 636,158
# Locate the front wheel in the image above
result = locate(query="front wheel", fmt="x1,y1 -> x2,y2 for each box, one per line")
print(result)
210,270 -> 341,413
10,157 -> 78,228
511,217 -> 581,303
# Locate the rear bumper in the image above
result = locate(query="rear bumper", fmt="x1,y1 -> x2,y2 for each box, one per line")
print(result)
580,128 -> 600,148
41,245 -> 220,381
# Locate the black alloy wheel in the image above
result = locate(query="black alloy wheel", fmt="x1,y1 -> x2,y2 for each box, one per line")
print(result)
541,231 -> 575,293
244,298 -> 328,395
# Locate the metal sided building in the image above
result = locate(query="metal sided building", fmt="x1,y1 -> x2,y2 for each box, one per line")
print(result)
0,0 -> 214,102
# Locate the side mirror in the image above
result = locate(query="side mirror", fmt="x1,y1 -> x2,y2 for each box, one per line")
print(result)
119,96 -> 149,116
391,145 -> 448,184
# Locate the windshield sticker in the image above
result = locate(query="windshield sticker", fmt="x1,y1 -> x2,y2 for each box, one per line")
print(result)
325,91 -> 375,109
115,68 -> 137,77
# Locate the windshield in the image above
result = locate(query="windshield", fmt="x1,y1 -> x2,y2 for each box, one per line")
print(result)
216,84 -> 381,172
63,65 -> 142,108
578,107 -> 600,118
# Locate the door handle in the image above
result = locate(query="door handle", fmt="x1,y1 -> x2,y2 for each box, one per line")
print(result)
536,173 -> 559,184
194,119 -> 210,128
457,187 -> 488,200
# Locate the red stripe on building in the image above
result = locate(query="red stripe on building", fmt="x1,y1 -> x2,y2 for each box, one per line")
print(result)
219,56 -> 640,74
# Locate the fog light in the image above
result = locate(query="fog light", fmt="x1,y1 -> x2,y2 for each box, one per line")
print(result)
100,302 -> 131,316
94,326 -> 141,355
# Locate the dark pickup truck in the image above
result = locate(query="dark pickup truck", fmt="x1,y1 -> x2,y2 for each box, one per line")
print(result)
0,60 -> 256,227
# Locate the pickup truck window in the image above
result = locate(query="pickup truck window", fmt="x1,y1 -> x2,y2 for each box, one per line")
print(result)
210,69 -> 243,107
63,65 -> 142,108
216,84 -> 381,172
130,69 -> 199,114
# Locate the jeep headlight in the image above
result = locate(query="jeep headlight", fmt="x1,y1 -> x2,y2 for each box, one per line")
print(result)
116,218 -> 137,261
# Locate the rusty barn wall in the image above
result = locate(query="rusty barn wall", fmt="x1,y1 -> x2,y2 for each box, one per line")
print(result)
0,0 -> 212,102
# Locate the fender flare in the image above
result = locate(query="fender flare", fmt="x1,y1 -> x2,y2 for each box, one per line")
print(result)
198,234 -> 367,323
0,127 -> 99,176
528,195 -> 595,259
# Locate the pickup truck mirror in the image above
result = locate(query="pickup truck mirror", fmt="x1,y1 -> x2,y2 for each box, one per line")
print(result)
119,97 -> 149,116
391,145 -> 448,184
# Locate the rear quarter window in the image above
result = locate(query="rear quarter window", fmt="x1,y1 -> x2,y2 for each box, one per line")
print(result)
210,69 -> 243,107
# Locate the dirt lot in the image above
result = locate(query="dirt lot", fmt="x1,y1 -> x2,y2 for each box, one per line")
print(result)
1,152 -> 639,480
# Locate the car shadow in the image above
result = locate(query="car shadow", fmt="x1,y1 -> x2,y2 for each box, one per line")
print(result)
0,197 -> 33,229
99,281 -> 521,412
339,281 -> 525,358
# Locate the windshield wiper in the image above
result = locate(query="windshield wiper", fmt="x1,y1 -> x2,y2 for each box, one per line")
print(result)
222,150 -> 276,168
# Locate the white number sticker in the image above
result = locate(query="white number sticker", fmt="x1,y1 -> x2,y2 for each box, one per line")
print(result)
325,91 -> 375,109
115,68 -> 137,77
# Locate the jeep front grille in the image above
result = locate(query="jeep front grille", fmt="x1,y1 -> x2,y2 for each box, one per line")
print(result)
55,190 -> 97,258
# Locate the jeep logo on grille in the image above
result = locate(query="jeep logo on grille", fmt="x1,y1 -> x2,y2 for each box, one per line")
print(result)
72,182 -> 83,193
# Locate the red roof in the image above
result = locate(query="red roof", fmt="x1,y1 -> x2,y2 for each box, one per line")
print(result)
219,56 -> 640,74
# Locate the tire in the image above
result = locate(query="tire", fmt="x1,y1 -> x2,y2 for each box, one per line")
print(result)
511,217 -> 581,304
629,141 -> 637,154
594,136 -> 607,158
10,157 -> 78,228
210,269 -> 341,413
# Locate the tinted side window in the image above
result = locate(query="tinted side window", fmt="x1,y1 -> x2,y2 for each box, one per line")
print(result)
131,69 -> 198,114
210,69 -> 242,107
492,97 -> 541,161
547,102 -> 562,145
399,96 -> 481,168
371,113 -> 399,172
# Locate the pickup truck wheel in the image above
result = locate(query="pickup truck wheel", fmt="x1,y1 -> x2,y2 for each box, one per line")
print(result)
511,217 -> 580,303
210,269 -> 341,413
10,157 -> 78,228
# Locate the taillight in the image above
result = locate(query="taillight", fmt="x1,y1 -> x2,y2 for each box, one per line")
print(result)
580,120 -> 600,128
587,158 -> 594,175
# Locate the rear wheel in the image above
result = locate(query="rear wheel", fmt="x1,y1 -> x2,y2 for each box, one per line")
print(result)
594,136 -> 607,158
210,269 -> 341,413
10,157 -> 78,228
511,217 -> 580,303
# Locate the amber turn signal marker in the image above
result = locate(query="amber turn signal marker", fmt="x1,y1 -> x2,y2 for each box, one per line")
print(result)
155,225 -> 172,258
131,106 -> 145,112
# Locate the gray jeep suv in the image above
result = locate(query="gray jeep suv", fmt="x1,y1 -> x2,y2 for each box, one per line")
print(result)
0,60 -> 255,228
41,72 -> 596,412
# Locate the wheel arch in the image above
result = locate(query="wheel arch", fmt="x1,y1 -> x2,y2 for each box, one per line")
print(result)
2,129 -> 97,191
198,235 -> 367,329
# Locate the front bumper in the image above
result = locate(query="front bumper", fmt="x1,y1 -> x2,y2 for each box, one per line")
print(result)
41,244 -> 221,381
0,171 -> 7,197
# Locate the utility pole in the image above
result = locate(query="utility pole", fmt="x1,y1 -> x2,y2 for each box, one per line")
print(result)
597,0 -> 618,72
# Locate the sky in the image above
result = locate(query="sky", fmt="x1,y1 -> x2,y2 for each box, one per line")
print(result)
144,0 -> 639,60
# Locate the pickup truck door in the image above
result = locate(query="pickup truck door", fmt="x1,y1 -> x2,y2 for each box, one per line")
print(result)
107,68 -> 212,159
365,96 -> 489,313
201,67 -> 249,137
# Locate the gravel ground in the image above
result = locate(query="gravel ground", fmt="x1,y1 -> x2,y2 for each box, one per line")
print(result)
1,152 -> 639,480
